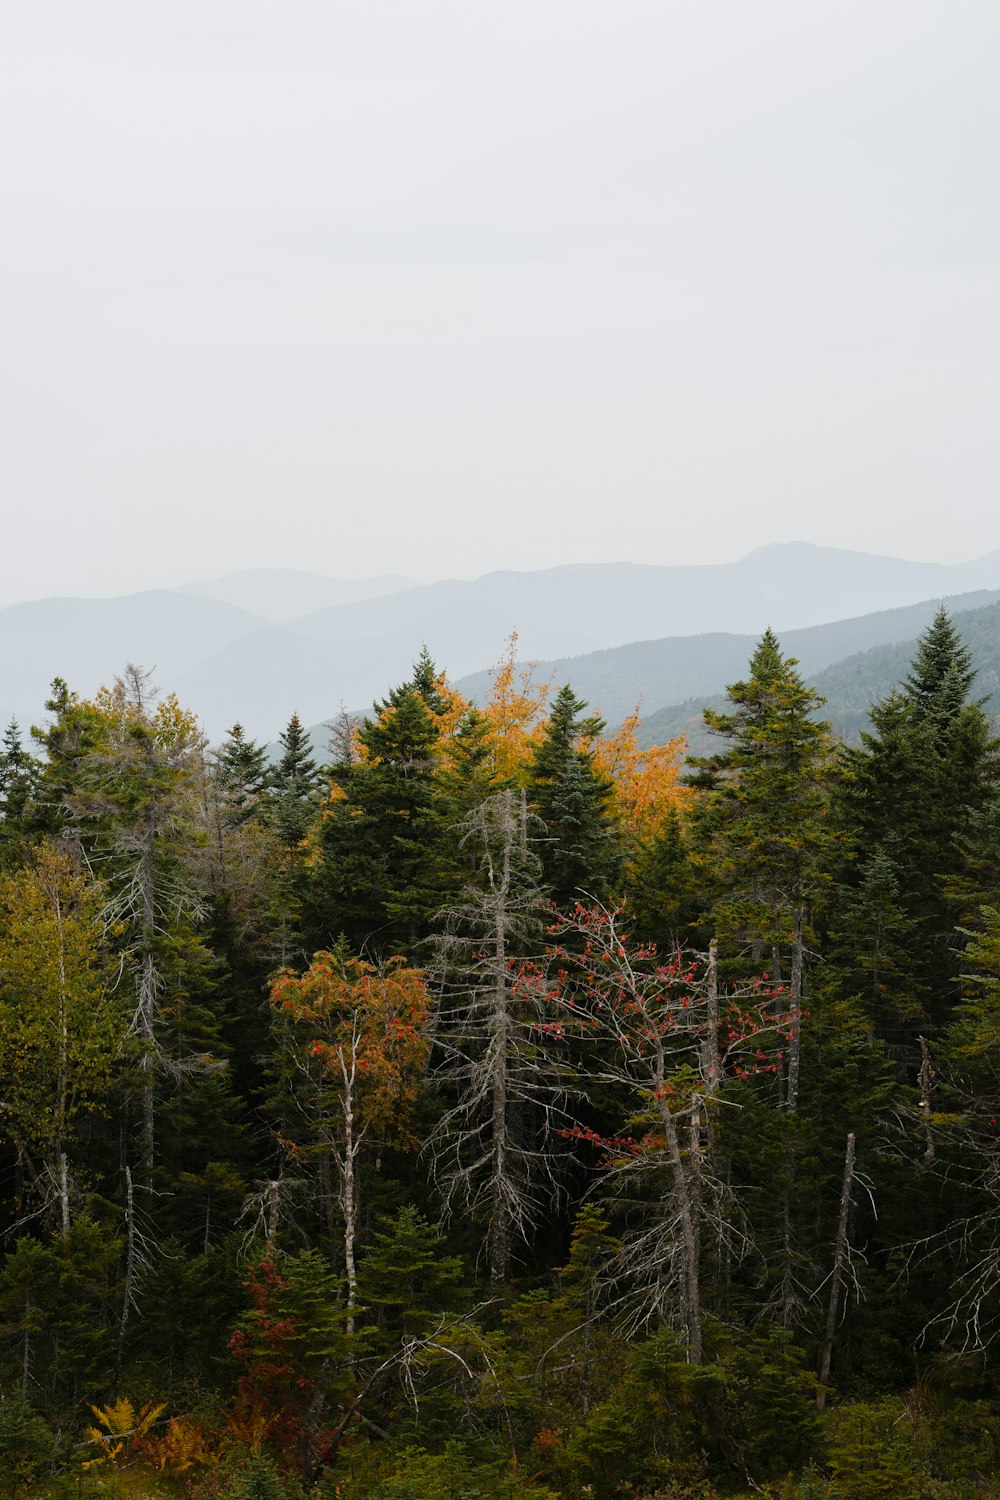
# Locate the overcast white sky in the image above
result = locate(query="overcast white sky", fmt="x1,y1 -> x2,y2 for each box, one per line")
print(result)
2,1 -> 999,602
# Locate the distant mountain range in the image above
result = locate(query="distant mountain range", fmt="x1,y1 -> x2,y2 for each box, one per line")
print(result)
5,545 -> 1000,743
174,569 -> 414,621
453,590 -> 1000,727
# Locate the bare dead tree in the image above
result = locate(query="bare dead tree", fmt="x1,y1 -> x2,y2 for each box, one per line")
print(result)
547,904 -> 777,1363
40,666 -> 209,1188
816,1131 -> 869,1408
426,789 -> 575,1285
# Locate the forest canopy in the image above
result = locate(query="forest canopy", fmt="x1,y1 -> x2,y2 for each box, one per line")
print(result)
1,613 -> 1000,1498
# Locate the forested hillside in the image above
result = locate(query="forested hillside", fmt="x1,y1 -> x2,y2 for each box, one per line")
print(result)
2,614 -> 1000,1498
639,594 -> 1000,754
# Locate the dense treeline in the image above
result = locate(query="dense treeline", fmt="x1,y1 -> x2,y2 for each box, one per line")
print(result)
0,616 -> 1000,1498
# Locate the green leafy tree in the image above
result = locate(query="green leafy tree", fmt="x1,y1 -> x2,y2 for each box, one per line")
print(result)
0,842 -> 125,1233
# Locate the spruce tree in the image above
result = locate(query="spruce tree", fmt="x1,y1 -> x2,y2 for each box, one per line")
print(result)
686,631 -> 837,1333
268,713 -> 323,847
306,656 -> 455,953
835,606 -> 1000,1028
825,846 -> 926,1037
0,720 -> 39,869
215,723 -> 269,827
526,684 -> 620,909
687,629 -> 836,1045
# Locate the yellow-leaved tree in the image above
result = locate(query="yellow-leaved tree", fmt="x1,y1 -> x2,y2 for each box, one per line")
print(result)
0,841 -> 126,1233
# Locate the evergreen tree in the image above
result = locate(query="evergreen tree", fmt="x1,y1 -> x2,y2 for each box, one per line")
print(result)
835,606 -> 1000,1028
358,1206 -> 465,1345
687,629 -> 836,1106
685,632 -> 837,1335
626,804 -> 705,949
215,723 -> 269,827
825,845 -> 926,1036
526,684 -> 620,909
32,668 -> 232,1199
268,713 -> 323,847
307,658 -> 455,953
0,721 -> 39,868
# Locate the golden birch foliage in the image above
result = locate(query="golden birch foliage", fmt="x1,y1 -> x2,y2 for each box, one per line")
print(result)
588,710 -> 692,844
91,679 -> 203,753
0,843 -> 125,1156
477,634 -> 552,783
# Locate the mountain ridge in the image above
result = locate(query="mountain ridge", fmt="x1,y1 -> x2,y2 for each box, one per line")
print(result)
7,546 -> 1000,741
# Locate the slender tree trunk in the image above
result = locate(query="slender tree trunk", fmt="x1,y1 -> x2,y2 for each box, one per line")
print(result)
701,939 -> 720,1154
21,1297 -> 31,1399
489,938 -> 510,1286
338,1038 -> 360,1338
817,1132 -> 856,1409
114,1166 -> 136,1398
319,1149 -> 338,1244
489,806 -> 513,1287
779,904 -> 805,1329
918,1037 -> 935,1161
656,1091 -> 702,1362
57,1153 -> 70,1239
787,905 -> 804,1113
54,886 -> 71,1236
139,805 -> 158,1189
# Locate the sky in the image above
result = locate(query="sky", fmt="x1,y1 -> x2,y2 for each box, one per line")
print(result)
2,1 -> 999,603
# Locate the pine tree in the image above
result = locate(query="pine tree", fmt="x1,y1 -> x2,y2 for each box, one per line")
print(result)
684,632 -> 838,1335
358,1206 -> 465,1344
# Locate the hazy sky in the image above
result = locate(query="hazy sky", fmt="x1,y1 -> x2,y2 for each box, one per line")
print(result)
3,1 -> 999,602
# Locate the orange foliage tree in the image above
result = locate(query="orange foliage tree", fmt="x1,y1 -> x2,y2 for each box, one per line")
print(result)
475,634 -> 552,784
589,710 -> 692,850
270,952 -> 429,1330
